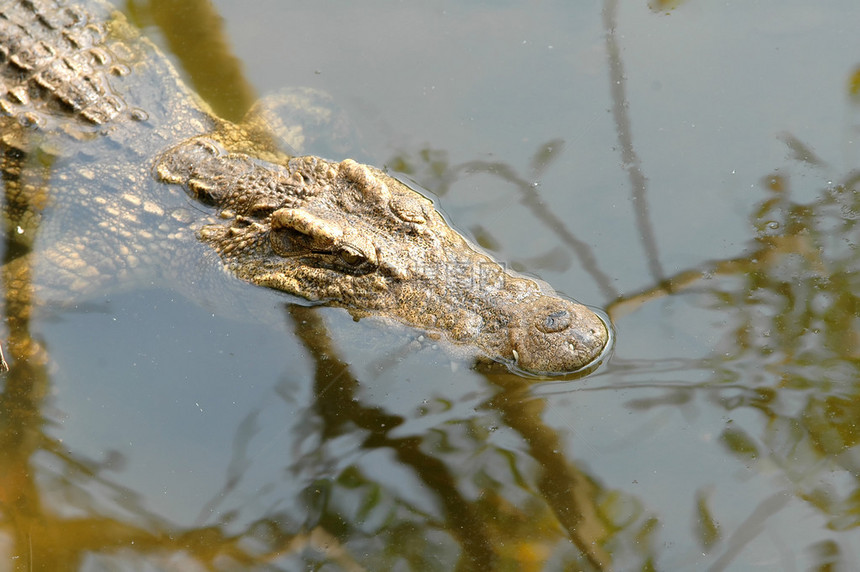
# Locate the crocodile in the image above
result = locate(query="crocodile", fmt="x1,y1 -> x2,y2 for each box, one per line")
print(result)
0,0 -> 610,376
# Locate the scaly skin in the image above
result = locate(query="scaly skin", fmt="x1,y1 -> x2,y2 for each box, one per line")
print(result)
0,0 -> 609,375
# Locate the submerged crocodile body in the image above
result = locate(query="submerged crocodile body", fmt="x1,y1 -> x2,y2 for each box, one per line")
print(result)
0,0 -> 609,375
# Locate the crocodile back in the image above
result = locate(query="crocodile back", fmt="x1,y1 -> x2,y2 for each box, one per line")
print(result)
0,0 -> 215,152
0,0 -> 222,300
0,0 -> 131,126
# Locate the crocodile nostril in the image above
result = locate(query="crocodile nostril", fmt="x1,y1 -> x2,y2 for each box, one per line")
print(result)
536,309 -> 571,333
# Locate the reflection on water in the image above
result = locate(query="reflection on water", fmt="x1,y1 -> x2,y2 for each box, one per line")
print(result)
389,134 -> 859,569
1,0 -> 859,570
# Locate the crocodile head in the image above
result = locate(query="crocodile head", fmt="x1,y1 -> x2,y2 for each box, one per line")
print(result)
156,137 -> 609,375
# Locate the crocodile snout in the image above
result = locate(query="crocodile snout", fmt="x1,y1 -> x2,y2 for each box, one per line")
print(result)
508,296 -> 610,376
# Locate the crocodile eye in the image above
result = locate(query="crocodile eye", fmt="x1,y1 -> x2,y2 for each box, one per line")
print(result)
337,245 -> 366,266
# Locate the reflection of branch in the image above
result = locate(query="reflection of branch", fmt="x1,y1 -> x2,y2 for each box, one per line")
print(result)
454,159 -> 618,299
606,266 -> 705,321
288,305 -> 498,569
606,207 -> 852,325
0,129 -> 53,565
708,492 -> 791,572
127,0 -> 257,122
600,155 -> 860,559
487,379 -> 613,570
603,0 -> 665,285
607,246 -> 830,323
0,132 -> 168,567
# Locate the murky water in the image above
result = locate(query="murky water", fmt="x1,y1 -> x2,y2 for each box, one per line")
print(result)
1,0 -> 859,570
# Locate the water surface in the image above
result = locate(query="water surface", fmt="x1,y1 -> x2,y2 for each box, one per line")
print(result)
1,0 -> 859,570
